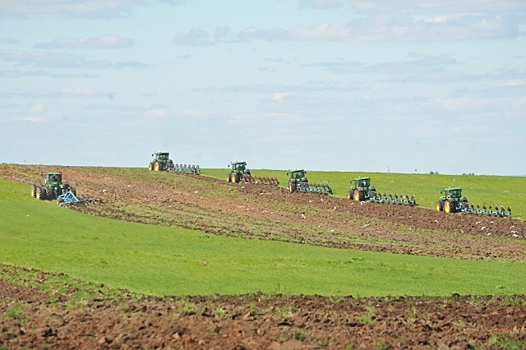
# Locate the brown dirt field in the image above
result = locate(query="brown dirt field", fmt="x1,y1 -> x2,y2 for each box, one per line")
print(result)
2,164 -> 526,349
1,265 -> 526,350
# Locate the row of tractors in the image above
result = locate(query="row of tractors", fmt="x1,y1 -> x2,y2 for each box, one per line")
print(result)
221,161 -> 512,218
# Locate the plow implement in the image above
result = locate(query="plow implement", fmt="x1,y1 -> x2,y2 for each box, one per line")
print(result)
57,190 -> 97,207
243,175 -> 279,185
292,182 -> 333,195
462,204 -> 512,218
169,164 -> 200,175
370,193 -> 416,206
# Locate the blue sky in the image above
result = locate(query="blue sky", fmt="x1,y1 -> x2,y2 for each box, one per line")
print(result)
1,0 -> 525,175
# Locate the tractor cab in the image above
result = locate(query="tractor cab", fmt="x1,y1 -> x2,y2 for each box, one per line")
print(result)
230,161 -> 249,174
288,169 -> 307,181
441,187 -> 463,201
154,152 -> 170,161
44,172 -> 62,185
353,177 -> 371,190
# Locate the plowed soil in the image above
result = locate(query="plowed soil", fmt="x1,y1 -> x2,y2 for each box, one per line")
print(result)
1,164 -> 526,349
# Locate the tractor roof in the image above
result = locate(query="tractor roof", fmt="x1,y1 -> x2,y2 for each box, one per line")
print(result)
290,169 -> 305,172
47,172 -> 62,175
444,187 -> 462,191
231,161 -> 247,165
155,151 -> 169,155
354,176 -> 370,181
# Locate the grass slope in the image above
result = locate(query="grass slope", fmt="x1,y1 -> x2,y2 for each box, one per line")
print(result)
201,168 -> 526,219
1,177 -> 526,297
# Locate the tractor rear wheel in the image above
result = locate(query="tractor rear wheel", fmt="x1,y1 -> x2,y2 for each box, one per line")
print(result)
436,201 -> 444,211
353,190 -> 364,201
154,162 -> 160,171
36,187 -> 46,200
31,185 -> 37,198
444,200 -> 456,213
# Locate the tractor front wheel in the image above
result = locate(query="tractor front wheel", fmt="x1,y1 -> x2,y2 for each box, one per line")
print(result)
154,162 -> 160,171
436,201 -> 444,211
148,163 -> 154,171
233,173 -> 240,183
347,190 -> 353,200
31,185 -> 37,198
288,182 -> 296,193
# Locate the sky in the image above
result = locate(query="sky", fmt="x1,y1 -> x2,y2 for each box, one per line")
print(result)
0,0 -> 525,175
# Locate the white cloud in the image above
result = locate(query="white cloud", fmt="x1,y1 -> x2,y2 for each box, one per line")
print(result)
271,92 -> 290,101
145,108 -> 169,119
24,117 -> 44,122
299,0 -> 526,13
0,0 -> 143,16
172,28 -> 212,46
180,109 -> 212,118
236,13 -> 522,43
29,103 -> 47,114
0,49 -> 112,69
35,35 -> 134,49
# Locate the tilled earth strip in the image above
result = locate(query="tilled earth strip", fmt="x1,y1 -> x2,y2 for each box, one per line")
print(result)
1,265 -> 526,350
2,164 -> 525,261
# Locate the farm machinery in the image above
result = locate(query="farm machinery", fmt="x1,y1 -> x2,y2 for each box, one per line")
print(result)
148,151 -> 174,171
287,169 -> 332,195
436,187 -> 511,218
348,177 -> 416,206
31,172 -> 95,206
226,161 -> 279,185
148,151 -> 199,174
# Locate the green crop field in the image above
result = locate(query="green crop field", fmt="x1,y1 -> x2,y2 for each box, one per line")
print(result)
202,168 -> 526,219
1,175 -> 526,297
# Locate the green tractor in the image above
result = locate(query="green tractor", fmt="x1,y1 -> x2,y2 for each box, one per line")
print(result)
227,161 -> 252,183
148,151 -> 174,171
287,169 -> 332,194
436,187 -> 466,213
436,187 -> 512,217
348,177 -> 376,201
348,177 -> 416,205
31,172 -> 75,200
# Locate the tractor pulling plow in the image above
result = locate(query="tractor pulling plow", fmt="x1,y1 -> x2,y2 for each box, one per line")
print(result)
287,169 -> 333,195
436,187 -> 512,218
226,161 -> 279,185
31,172 -> 96,207
148,151 -> 200,174
348,177 -> 416,206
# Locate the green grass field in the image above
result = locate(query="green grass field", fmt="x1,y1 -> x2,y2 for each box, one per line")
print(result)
201,168 -> 526,219
1,176 -> 526,297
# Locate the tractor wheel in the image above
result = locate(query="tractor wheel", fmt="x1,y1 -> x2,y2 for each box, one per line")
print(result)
227,173 -> 232,182
154,162 -> 160,171
47,188 -> 55,200
233,173 -> 240,183
148,163 -> 154,171
435,201 -> 444,211
353,190 -> 364,201
36,187 -> 46,200
288,182 -> 296,193
347,190 -> 353,200
31,185 -> 37,198
444,200 -> 456,213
